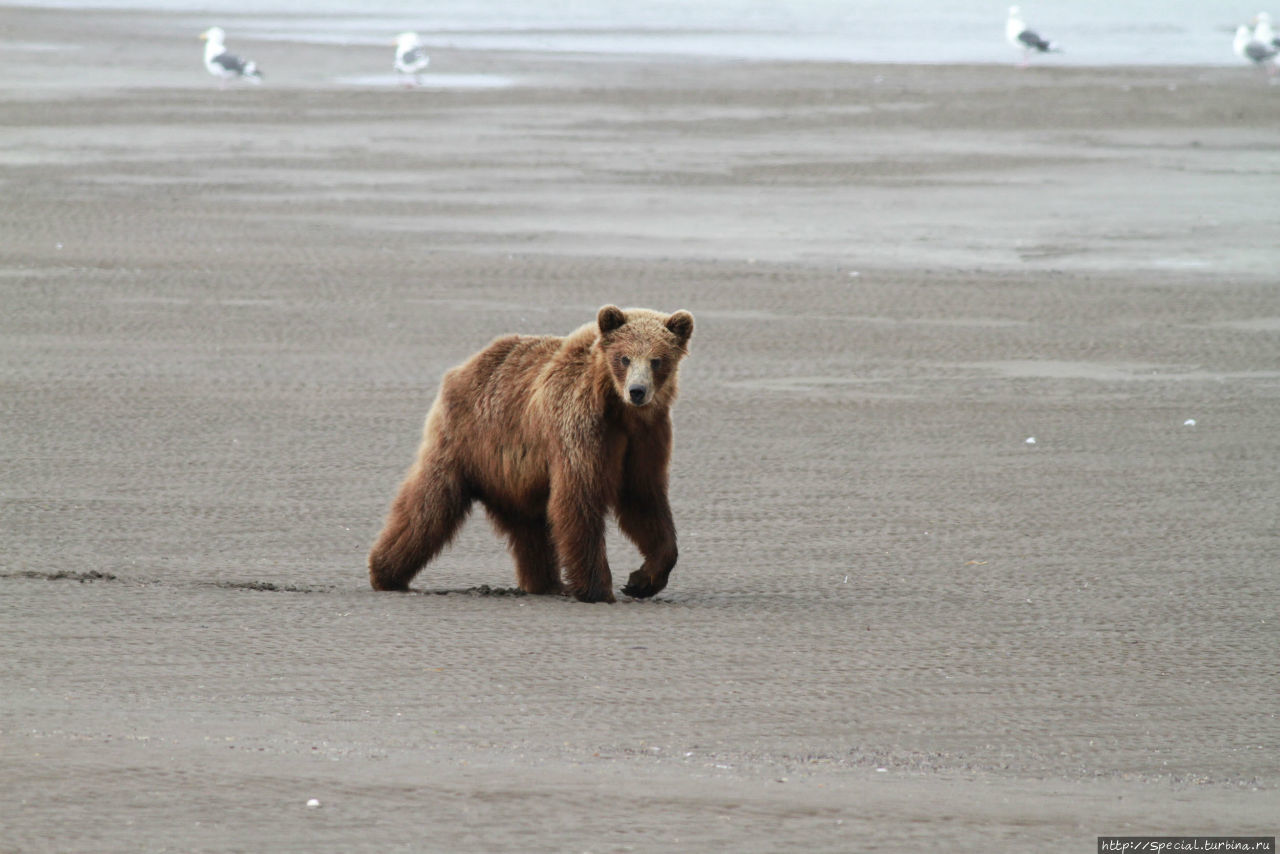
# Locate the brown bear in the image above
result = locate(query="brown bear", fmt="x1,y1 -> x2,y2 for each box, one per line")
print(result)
368,305 -> 694,603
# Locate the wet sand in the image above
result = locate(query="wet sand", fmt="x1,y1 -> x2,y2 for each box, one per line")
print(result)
2,6 -> 1278,852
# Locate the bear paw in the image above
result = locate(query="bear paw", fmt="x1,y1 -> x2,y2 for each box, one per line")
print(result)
621,569 -> 667,600
572,586 -> 617,604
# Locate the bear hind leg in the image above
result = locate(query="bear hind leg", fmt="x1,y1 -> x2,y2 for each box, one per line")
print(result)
548,477 -> 615,603
487,508 -> 563,595
368,456 -> 471,591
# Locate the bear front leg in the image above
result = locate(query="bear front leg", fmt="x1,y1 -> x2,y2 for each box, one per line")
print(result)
616,430 -> 679,599
616,485 -> 677,600
548,469 -> 615,603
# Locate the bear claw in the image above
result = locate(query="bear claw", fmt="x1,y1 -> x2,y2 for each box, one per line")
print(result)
621,579 -> 656,599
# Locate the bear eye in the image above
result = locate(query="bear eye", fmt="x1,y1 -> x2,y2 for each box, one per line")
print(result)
620,356 -> 630,367
651,359 -> 662,371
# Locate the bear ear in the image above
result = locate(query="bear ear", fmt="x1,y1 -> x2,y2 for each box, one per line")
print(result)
597,305 -> 627,335
665,310 -> 694,344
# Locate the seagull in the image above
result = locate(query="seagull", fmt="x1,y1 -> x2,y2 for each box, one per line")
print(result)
1006,6 -> 1061,68
1253,12 -> 1280,48
1234,24 -> 1279,78
200,27 -> 262,87
394,32 -> 430,87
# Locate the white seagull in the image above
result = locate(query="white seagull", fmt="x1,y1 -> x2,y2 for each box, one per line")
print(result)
394,32 -> 430,87
1006,6 -> 1061,68
1234,24 -> 1279,78
200,27 -> 262,87
1253,12 -> 1280,48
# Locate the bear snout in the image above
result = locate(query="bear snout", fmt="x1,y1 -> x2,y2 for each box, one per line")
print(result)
628,385 -> 648,405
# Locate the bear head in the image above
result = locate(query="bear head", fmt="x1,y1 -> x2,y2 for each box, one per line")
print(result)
596,304 -> 694,409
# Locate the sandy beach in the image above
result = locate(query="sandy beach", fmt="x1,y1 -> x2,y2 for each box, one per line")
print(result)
2,5 -> 1278,852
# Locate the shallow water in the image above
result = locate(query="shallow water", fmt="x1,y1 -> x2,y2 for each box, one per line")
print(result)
12,0 -> 1255,66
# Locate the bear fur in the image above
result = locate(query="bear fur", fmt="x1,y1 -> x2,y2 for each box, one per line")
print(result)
368,305 -> 694,603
